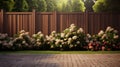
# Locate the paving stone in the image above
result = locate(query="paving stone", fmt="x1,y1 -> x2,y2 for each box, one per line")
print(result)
0,54 -> 120,67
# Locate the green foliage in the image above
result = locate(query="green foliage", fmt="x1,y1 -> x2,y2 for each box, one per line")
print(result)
26,0 -> 38,11
72,0 -> 86,12
45,0 -> 57,12
62,0 -> 73,12
13,0 -> 29,12
93,0 -> 120,12
61,0 -> 85,12
12,30 -> 32,50
0,0 -> 15,12
37,0 -> 47,12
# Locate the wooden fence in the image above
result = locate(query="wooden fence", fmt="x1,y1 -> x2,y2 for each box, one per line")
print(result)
0,9 -> 120,36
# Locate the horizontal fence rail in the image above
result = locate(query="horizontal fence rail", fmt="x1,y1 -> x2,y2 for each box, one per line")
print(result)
0,9 -> 120,36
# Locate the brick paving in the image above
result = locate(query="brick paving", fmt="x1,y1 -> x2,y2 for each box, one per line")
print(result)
0,54 -> 120,67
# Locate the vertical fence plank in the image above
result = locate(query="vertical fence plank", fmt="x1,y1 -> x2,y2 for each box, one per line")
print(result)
0,9 -> 3,33
0,11 -> 120,36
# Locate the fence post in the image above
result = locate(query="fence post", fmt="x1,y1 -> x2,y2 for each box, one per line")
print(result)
32,9 -> 35,35
85,11 -> 88,34
0,9 -> 3,33
53,11 -> 57,31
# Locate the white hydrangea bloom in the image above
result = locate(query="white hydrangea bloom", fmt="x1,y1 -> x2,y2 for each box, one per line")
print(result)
62,42 -> 65,45
114,35 -> 119,39
20,30 -> 25,33
55,39 -> 62,45
70,28 -> 74,32
40,34 -> 44,37
109,28 -> 114,32
60,40 -> 63,43
18,36 -> 23,39
36,42 -> 41,45
70,24 -> 75,28
98,30 -> 104,36
102,34 -> 107,39
72,36 -> 77,40
64,38 -> 67,41
87,34 -> 91,38
47,42 -> 50,44
68,38 -> 72,44
69,44 -> 73,48
9,41 -> 13,46
106,26 -> 113,32
37,39 -> 40,42
37,31 -> 42,35
77,41 -> 80,44
32,34 -> 36,37
77,28 -> 83,33
60,45 -> 62,48
51,45 -> 54,48
65,33 -> 70,37
55,39 -> 61,42
22,41 -> 26,44
52,31 -> 56,34
61,33 -> 65,38
55,41 -> 59,45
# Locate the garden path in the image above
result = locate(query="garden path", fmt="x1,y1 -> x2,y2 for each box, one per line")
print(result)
0,54 -> 120,67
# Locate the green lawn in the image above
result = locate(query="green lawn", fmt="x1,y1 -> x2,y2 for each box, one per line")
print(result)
0,51 -> 120,54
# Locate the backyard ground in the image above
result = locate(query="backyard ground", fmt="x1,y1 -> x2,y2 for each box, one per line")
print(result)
0,51 -> 120,67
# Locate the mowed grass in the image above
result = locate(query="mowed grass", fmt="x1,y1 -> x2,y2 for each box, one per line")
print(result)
0,51 -> 120,54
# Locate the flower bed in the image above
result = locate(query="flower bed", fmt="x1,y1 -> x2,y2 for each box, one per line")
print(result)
0,24 -> 120,51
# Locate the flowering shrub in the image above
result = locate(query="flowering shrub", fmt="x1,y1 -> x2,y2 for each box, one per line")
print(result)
12,30 -> 33,50
62,24 -> 87,50
101,26 -> 119,50
45,24 -> 87,50
0,24 -> 120,51
45,31 -> 60,50
88,26 -> 119,51
0,33 -> 12,50
32,31 -> 50,50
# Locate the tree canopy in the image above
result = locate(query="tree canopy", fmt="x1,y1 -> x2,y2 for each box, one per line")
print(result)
37,0 -> 47,12
0,0 -> 15,12
13,0 -> 29,12
93,0 -> 120,12
72,0 -> 85,12
1,0 -> 119,12
45,0 -> 57,12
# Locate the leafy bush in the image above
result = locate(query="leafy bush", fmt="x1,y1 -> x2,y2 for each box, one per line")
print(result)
0,24 -> 119,51
32,31 -> 50,50
88,26 -> 119,51
45,24 -> 88,50
12,30 -> 33,50
0,33 -> 12,50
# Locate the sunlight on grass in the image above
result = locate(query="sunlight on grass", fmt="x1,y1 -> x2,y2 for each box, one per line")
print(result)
0,51 -> 120,54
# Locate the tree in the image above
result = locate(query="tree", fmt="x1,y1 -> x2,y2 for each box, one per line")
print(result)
84,0 -> 94,12
26,0 -> 38,11
72,0 -> 86,12
37,0 -> 47,12
13,0 -> 29,12
93,0 -> 120,12
45,0 -> 57,12
0,0 -> 15,12
65,0 -> 73,12
62,3 -> 67,12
